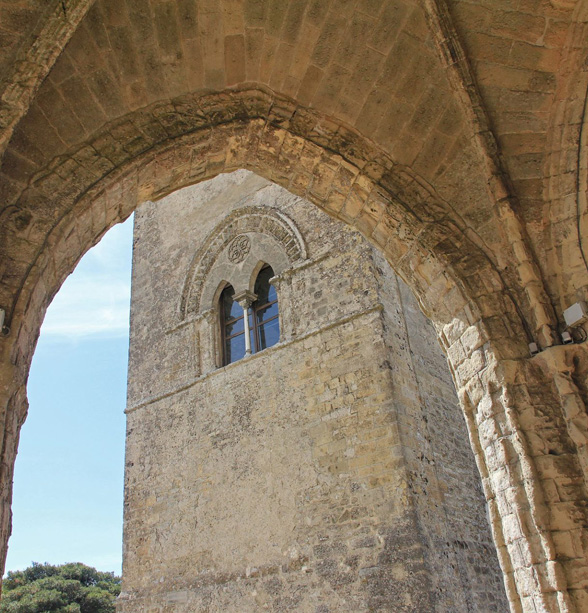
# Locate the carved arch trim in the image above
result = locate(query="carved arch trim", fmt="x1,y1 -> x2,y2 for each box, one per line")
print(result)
180,205 -> 307,320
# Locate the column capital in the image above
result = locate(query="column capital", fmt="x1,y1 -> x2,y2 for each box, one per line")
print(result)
234,290 -> 257,309
268,273 -> 284,289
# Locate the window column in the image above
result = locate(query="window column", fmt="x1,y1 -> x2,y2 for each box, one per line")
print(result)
234,290 -> 257,357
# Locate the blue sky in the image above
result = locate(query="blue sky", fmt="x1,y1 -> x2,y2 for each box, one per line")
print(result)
5,216 -> 135,577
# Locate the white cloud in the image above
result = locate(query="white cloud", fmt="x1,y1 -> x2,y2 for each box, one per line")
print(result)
41,278 -> 131,339
41,217 -> 133,340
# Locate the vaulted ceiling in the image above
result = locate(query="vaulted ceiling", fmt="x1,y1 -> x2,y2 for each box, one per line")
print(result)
0,0 -> 587,331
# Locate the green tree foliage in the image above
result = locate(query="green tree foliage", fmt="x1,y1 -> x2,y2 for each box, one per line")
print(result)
1,562 -> 121,613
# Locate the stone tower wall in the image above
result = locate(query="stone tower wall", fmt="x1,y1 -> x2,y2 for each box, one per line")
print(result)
121,170 -> 507,612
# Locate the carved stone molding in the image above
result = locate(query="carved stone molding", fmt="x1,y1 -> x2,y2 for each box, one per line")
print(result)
180,206 -> 306,319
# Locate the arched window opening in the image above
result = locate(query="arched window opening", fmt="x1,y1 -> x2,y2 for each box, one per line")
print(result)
220,266 -> 280,366
220,284 -> 246,365
251,265 -> 279,352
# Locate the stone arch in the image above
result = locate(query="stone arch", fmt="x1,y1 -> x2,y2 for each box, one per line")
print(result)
0,90 -> 586,611
181,205 -> 306,319
1,89 -> 535,362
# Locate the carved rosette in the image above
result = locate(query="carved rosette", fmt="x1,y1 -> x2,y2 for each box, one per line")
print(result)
228,235 -> 251,263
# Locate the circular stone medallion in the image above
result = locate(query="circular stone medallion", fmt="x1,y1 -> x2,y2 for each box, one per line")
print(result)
228,235 -> 251,263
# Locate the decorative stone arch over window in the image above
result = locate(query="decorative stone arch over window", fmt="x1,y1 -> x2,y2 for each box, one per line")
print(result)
180,205 -> 307,319
180,206 -> 307,371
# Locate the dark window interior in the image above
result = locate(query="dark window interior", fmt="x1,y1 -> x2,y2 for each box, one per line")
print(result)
252,265 -> 279,352
221,284 -> 246,365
